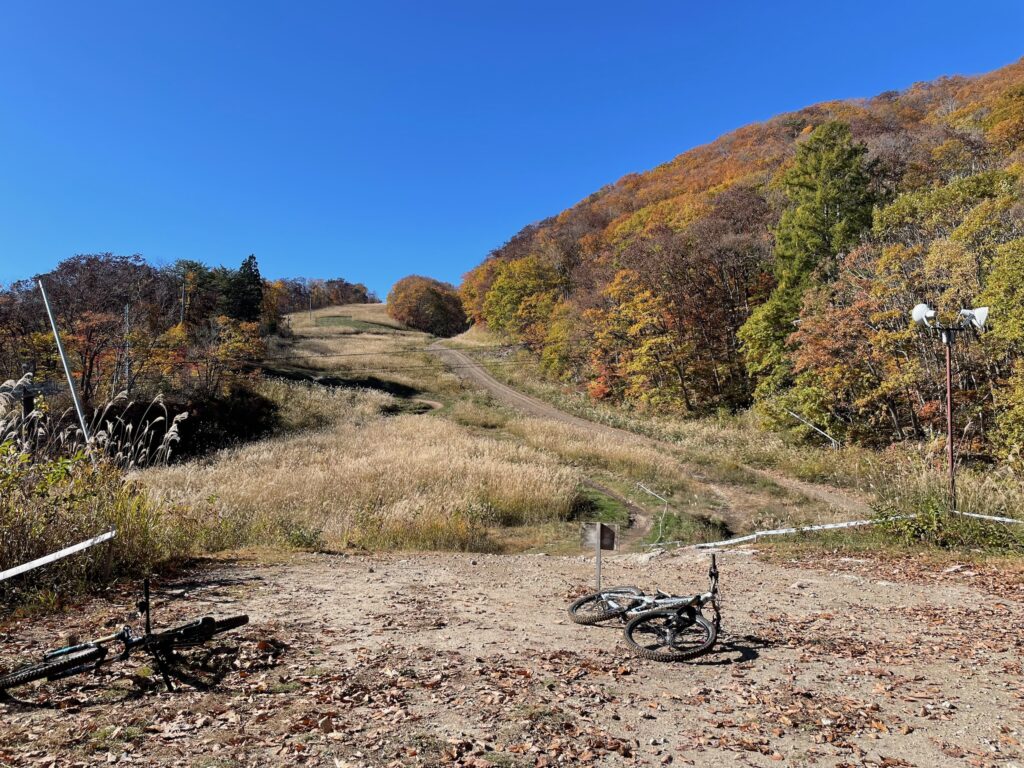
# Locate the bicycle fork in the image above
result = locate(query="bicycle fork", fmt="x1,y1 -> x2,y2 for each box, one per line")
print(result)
139,578 -> 175,692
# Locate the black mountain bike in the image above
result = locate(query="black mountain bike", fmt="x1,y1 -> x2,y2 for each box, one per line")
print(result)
568,554 -> 721,661
0,579 -> 248,695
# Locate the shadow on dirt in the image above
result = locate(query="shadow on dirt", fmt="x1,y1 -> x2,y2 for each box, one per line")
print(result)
153,569 -> 265,606
692,634 -> 773,666
262,365 -> 423,399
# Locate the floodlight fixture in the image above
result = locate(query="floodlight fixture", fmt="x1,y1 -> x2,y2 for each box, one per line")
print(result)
959,306 -> 989,331
911,303 -> 935,328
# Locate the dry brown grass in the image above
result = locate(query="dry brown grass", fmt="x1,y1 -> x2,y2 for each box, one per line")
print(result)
446,398 -> 510,430
142,400 -> 582,552
266,304 -> 461,397
445,324 -> 500,348
254,377 -> 377,432
142,305 -> 587,553
505,417 -> 689,491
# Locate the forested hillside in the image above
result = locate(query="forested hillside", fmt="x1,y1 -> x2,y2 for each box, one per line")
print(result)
461,57 -> 1024,462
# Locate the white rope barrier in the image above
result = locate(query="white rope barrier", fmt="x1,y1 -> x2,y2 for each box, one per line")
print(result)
694,518 -> 884,550
0,530 -> 117,583
951,510 -> 1024,525
685,509 -> 1024,551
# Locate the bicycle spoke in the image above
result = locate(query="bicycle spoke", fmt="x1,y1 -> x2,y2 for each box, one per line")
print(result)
568,588 -> 644,625
629,613 -> 709,658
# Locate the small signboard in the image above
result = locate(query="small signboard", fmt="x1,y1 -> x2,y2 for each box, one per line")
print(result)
581,523 -> 617,590
581,522 -> 617,551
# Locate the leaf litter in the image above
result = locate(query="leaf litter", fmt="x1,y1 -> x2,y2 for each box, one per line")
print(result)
0,549 -> 1022,766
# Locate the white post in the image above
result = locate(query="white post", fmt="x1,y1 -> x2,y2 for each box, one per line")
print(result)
38,279 -> 92,448
595,532 -> 602,591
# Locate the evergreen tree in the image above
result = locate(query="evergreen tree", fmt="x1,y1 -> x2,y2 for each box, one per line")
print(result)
739,121 -> 873,400
226,254 -> 264,322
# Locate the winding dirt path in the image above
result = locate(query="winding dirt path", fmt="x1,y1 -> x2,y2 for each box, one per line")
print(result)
429,343 -> 872,532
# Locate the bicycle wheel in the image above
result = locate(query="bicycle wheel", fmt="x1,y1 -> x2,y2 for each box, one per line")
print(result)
623,609 -> 716,661
0,646 -> 105,691
164,615 -> 249,647
209,615 -> 249,634
568,587 -> 644,625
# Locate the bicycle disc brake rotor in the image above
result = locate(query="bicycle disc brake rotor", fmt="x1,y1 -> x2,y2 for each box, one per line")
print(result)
651,614 -> 695,650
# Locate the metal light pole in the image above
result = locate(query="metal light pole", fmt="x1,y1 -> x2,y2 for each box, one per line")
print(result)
38,278 -> 93,451
939,326 -> 958,512
912,304 -> 988,513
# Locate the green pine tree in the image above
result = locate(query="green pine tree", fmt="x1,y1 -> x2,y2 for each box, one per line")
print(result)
227,254 -> 264,323
739,121 -> 873,401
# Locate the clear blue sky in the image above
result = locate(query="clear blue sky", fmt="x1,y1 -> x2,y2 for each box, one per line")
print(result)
1,2 -> 1021,297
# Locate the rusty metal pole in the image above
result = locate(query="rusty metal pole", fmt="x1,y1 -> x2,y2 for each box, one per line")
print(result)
942,329 -> 956,513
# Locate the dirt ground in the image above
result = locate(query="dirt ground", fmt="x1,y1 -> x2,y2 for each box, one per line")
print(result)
2,547 -> 1022,767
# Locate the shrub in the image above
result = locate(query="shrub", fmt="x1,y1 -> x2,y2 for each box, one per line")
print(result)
386,276 -> 469,337
876,503 -> 1024,552
0,377 -> 191,607
0,447 -> 188,605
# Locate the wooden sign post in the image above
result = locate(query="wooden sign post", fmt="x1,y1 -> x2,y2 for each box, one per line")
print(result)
581,522 -> 617,590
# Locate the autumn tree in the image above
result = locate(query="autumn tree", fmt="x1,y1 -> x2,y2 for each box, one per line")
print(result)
459,259 -> 501,325
540,300 -> 593,382
387,276 -> 468,337
587,270 -> 693,411
0,252 -> 369,411
622,186 -> 774,409
481,255 -> 563,346
981,238 -> 1024,460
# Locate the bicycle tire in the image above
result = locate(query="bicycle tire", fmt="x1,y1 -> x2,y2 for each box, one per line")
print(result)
623,609 -> 717,662
568,587 -> 644,625
164,615 -> 249,647
205,615 -> 249,637
0,646 -> 105,691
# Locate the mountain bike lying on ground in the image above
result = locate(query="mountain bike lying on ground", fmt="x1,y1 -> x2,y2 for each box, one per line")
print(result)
0,579 -> 249,696
568,554 -> 720,661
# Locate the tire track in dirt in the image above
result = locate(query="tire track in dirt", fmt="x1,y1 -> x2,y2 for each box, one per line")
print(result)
429,343 -> 872,535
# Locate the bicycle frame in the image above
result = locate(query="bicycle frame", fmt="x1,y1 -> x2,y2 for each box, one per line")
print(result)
38,579 -> 184,691
600,554 -> 720,625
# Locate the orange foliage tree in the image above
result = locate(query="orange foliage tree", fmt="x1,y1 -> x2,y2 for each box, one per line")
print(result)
387,276 -> 468,337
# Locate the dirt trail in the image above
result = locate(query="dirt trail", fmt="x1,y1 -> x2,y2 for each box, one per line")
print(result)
583,479 -> 652,548
429,344 -> 872,530
3,550 -> 1021,767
